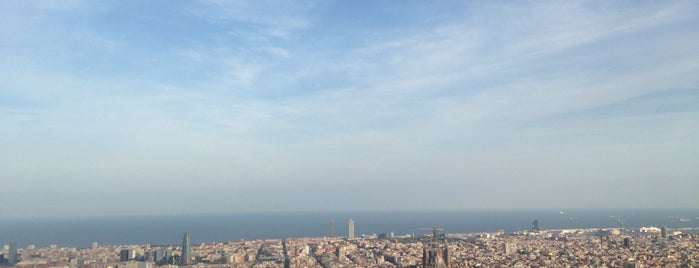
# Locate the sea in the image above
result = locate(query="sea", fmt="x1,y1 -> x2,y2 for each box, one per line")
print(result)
1,209 -> 698,248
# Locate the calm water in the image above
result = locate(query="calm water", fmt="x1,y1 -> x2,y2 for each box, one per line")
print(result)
1,209 -> 698,248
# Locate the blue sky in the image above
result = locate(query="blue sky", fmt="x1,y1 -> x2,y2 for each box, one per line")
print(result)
1,0 -> 698,217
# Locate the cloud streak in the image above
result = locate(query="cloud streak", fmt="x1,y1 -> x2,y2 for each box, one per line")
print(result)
0,1 -> 697,217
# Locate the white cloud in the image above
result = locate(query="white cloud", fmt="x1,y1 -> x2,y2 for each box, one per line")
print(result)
262,46 -> 291,58
329,0 -> 699,125
193,0 -> 317,38
1,1 -> 698,216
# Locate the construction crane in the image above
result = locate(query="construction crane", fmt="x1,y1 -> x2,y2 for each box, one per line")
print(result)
417,227 -> 448,268
617,218 -> 625,233
417,226 -> 444,241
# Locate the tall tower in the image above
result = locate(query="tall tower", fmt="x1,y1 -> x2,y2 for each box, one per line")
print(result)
661,226 -> 667,238
181,232 -> 191,265
8,241 -> 18,264
348,219 -> 355,239
329,220 -> 335,239
422,227 -> 448,268
443,244 -> 449,268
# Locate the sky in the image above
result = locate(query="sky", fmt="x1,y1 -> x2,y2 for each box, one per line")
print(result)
0,0 -> 698,218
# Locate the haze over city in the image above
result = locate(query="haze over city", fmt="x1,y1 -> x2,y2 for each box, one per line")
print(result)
1,0 -> 698,218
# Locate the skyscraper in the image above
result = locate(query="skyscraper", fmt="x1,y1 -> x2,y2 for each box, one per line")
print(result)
348,219 -> 355,239
181,232 -> 191,265
661,226 -> 667,238
153,249 -> 167,265
329,220 -> 335,239
8,241 -> 18,264
120,249 -> 135,262
532,219 -> 540,232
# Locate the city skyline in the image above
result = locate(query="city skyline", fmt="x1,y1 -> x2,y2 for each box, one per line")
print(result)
4,227 -> 698,267
0,1 -> 698,218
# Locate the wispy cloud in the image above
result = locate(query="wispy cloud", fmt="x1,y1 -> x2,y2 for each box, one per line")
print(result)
1,1 -> 697,216
329,1 -> 699,124
192,0 -> 317,38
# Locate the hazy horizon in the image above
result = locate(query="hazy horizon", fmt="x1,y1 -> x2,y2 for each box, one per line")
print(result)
2,209 -> 698,248
1,1 -> 698,218
3,207 -> 699,221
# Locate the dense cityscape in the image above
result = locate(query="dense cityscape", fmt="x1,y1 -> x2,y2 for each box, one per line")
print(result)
2,220 -> 698,268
